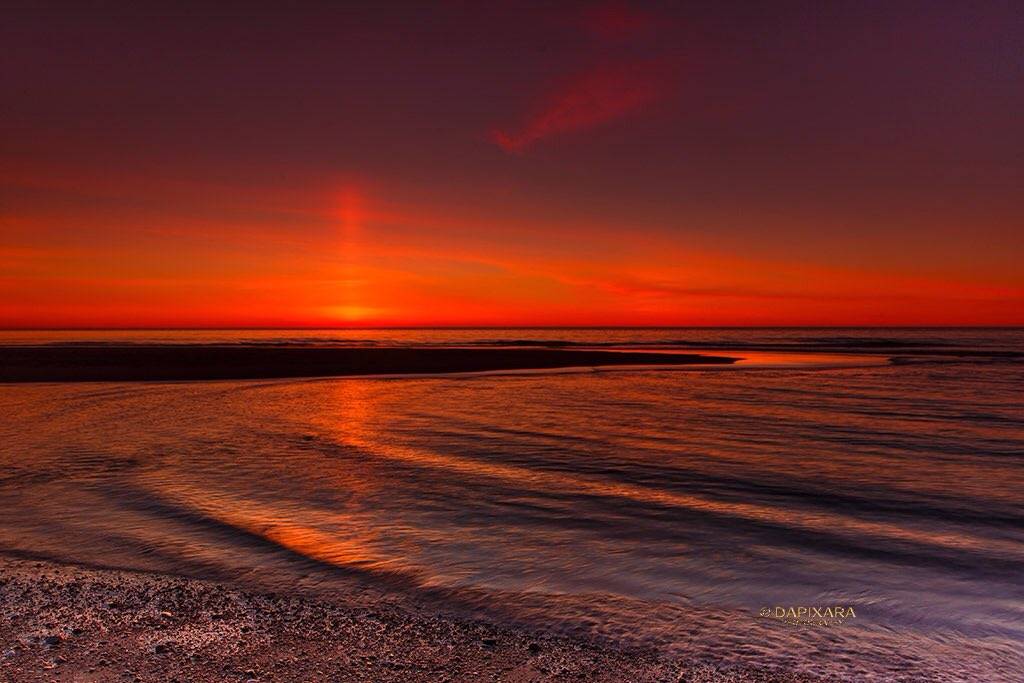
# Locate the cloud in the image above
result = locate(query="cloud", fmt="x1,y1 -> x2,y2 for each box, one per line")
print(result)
492,61 -> 667,152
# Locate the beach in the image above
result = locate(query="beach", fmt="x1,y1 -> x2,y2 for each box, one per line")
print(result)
2,329 -> 1023,682
7,0 -> 1020,679
0,557 -> 808,683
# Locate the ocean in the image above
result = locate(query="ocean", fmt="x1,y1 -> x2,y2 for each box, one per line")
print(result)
1,328 -> 1022,680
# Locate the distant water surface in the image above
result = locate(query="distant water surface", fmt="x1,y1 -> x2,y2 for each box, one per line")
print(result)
2,326 -> 1022,351
1,328 -> 1022,681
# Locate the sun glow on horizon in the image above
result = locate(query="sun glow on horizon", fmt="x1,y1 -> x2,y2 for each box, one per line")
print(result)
1,2 -> 1021,328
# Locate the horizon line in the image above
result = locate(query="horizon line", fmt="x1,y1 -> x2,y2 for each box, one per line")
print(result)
3,325 -> 1023,332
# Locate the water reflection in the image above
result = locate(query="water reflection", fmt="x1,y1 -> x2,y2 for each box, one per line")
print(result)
1,341 -> 1023,679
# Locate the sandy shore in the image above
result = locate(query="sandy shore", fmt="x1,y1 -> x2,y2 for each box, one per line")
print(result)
0,558 -> 815,683
0,346 -> 736,383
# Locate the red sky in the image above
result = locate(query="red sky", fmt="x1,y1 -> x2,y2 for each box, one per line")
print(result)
2,1 -> 1022,327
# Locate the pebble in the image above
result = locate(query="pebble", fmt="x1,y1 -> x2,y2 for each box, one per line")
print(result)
2,557 -> 685,683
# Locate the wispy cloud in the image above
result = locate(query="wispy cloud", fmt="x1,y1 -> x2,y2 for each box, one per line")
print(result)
492,60 -> 667,152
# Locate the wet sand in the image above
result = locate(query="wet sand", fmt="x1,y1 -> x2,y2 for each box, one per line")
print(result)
0,558 -> 812,683
0,346 -> 736,383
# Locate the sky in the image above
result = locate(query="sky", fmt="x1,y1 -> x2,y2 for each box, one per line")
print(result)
2,0 -> 1022,327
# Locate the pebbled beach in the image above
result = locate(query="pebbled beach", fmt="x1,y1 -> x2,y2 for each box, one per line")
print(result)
0,558 -> 809,683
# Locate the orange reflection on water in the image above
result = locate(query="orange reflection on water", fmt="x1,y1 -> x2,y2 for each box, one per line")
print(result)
310,380 -> 1020,563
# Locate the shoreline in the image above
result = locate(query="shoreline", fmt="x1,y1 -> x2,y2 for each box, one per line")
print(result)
0,346 -> 736,383
0,557 -> 812,682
